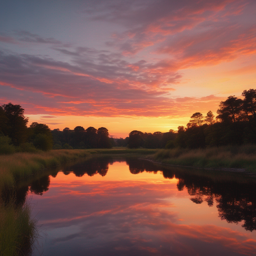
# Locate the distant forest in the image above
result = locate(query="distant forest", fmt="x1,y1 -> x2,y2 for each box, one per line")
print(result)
0,89 -> 256,153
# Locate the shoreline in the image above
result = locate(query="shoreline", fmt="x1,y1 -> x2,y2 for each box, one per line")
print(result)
143,157 -> 256,178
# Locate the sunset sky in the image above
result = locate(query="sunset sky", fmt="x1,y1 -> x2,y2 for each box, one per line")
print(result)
1,0 -> 256,137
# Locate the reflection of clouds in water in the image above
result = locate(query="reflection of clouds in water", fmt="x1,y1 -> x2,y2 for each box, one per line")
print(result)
27,158 -> 256,256
40,199 -> 256,256
34,180 -> 256,256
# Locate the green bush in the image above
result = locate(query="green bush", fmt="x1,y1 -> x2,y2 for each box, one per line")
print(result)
53,143 -> 62,149
63,143 -> 73,149
18,142 -> 38,153
33,134 -> 52,151
0,136 -> 16,155
165,140 -> 175,149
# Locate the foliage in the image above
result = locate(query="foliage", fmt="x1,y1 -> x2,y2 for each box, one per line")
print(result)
0,136 -> 16,155
188,112 -> 204,127
127,130 -> 176,149
0,201 -> 36,256
217,96 -> 243,123
172,89 -> 256,149
1,103 -> 28,146
51,126 -> 113,149
63,143 -> 73,149
152,145 -> 256,172
33,134 -> 52,151
17,142 -> 38,153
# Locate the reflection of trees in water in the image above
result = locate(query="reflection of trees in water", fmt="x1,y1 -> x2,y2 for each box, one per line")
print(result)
30,175 -> 50,195
123,158 -> 256,232
126,158 -> 159,174
133,160 -> 256,232
2,157 -> 256,238
62,157 -> 114,177
175,173 -> 256,232
1,174 -> 52,208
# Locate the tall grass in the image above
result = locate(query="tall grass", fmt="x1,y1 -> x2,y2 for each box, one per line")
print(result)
0,201 -> 36,256
152,144 -> 256,172
0,149 -> 90,188
0,149 -> 91,255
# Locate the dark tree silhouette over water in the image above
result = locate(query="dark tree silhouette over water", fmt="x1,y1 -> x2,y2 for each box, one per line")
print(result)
62,157 -> 113,177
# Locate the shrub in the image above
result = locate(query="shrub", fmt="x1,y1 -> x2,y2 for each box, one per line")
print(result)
18,142 -> 38,153
0,136 -> 16,155
53,143 -> 62,149
165,140 -> 175,149
33,134 -> 52,151
63,143 -> 73,149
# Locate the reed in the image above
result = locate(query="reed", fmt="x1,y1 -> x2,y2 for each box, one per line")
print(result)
152,145 -> 256,172
0,201 -> 36,256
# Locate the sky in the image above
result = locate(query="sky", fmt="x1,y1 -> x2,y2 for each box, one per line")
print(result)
1,0 -> 256,138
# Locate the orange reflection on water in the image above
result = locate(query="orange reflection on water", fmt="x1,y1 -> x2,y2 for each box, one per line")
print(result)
56,161 -> 179,183
29,159 -> 256,256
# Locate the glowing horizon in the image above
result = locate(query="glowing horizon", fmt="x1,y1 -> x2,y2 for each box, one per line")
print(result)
1,0 -> 256,137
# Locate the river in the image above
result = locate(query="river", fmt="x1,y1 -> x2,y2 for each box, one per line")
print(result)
8,157 -> 256,255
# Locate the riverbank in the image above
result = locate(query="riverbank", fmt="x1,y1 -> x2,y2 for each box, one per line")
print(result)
149,145 -> 256,173
0,149 -> 91,188
2,146 -> 256,188
0,148 -> 160,187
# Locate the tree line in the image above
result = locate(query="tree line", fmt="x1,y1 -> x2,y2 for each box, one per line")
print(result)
52,126 -> 112,149
0,103 -> 112,153
1,88 -> 255,152
127,89 -> 256,148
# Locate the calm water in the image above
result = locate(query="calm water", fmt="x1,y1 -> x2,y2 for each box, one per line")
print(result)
14,158 -> 256,255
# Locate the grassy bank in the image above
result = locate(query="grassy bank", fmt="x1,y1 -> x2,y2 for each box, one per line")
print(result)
151,145 -> 256,172
0,149 -> 90,188
89,148 -> 158,155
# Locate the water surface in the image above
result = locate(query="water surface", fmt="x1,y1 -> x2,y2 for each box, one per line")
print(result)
19,158 -> 256,255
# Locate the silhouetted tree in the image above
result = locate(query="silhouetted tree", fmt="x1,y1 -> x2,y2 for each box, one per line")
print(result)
97,127 -> 111,148
85,126 -> 97,148
185,125 -> 206,148
128,130 -> 144,148
29,122 -> 53,150
2,103 -> 28,145
189,112 -> 204,126
74,126 -> 85,148
242,89 -> 256,119
217,96 -> 243,123
205,111 -> 215,125
0,106 -> 8,135
175,126 -> 187,148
